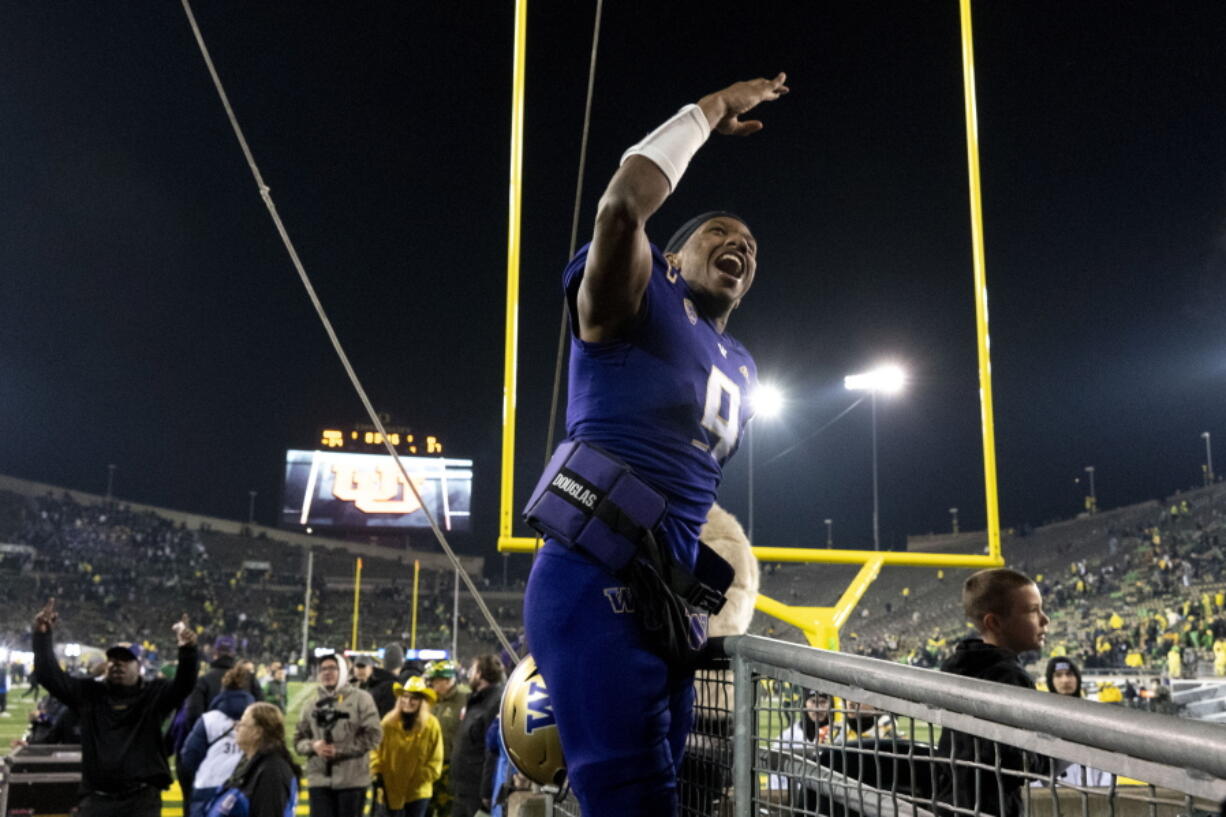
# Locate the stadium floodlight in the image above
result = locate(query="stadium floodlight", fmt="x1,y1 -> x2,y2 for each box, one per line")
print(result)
844,364 -> 908,550
752,383 -> 785,418
844,365 -> 906,394
1084,465 -> 1097,514
748,382 -> 786,543
1203,432 -> 1214,485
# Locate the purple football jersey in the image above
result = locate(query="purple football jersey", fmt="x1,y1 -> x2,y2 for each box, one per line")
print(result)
564,242 -> 757,566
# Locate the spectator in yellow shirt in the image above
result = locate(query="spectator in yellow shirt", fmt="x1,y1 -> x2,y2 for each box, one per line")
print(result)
371,677 -> 444,817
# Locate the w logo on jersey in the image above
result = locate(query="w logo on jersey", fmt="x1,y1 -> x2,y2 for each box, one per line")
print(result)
525,681 -> 557,733
603,586 -> 635,614
687,611 -> 709,650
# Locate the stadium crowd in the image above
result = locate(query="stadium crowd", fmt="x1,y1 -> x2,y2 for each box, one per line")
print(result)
18,595 -> 516,817
5,479 -> 1226,815
762,483 -> 1226,694
0,490 -> 514,666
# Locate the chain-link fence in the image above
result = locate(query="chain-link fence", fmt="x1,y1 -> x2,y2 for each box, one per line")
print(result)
548,635 -> 1226,817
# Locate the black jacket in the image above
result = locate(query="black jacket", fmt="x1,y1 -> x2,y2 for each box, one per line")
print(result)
934,637 -> 1048,817
221,749 -> 300,817
33,629 -> 199,793
449,682 -> 503,808
360,666 -> 398,718
187,655 -> 264,727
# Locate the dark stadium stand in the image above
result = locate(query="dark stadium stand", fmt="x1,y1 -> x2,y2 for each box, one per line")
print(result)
3,471 -> 1223,683
0,484 -> 516,667
751,484 -> 1226,680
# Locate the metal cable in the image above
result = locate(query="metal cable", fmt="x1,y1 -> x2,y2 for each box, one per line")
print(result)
542,0 -> 604,466
535,0 -> 604,564
757,394 -> 868,469
179,0 -> 517,661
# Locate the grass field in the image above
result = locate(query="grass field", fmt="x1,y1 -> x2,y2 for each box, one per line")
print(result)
1,681 -> 318,760
1,681 -> 320,814
0,689 -> 39,755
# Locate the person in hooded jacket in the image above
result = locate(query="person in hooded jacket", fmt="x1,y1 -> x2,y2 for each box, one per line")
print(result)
294,652 -> 383,817
181,666 -> 258,817
1033,657 -> 1111,788
179,635 -> 265,800
935,569 -> 1051,817
206,702 -> 301,817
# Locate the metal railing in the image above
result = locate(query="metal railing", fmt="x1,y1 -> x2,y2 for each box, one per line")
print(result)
551,635 -> 1226,817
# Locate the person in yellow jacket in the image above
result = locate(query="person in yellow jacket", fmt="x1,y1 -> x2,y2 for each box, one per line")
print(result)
1213,639 -> 1226,677
1097,682 -> 1123,703
372,677 -> 445,817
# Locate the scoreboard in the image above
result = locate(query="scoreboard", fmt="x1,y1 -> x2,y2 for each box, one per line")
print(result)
317,423 -> 444,456
281,423 -> 470,532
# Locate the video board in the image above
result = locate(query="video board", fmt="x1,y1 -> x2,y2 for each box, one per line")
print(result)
281,449 -> 472,531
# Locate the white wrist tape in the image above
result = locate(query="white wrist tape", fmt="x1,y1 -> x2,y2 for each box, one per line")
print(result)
620,104 -> 711,191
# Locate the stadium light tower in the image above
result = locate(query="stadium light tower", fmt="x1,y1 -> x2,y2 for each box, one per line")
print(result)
824,518 -> 833,548
748,383 -> 785,544
845,365 -> 906,550
1203,432 -> 1214,486
1084,465 -> 1097,514
105,464 -> 116,504
949,506 -> 959,534
248,490 -> 258,525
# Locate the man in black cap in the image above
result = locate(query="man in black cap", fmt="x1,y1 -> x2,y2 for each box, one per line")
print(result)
32,598 -> 198,817
353,653 -> 398,717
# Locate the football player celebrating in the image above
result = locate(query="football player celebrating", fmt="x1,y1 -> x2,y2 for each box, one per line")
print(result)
522,73 -> 788,816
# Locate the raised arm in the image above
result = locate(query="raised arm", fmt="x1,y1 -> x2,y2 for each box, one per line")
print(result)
157,616 -> 199,717
31,599 -> 83,710
577,73 -> 788,342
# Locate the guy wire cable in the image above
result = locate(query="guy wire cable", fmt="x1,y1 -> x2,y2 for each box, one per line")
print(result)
542,0 -> 604,468
538,0 -> 604,562
179,0 -> 518,661
757,394 -> 868,469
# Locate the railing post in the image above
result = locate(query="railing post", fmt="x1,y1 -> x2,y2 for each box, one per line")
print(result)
733,651 -> 754,817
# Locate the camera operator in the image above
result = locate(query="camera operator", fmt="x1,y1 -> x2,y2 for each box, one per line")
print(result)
32,598 -> 198,817
294,652 -> 382,817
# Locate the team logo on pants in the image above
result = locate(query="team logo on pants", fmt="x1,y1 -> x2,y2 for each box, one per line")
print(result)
688,611 -> 709,650
603,586 -> 635,614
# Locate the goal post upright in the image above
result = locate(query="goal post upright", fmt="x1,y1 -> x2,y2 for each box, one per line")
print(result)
497,1 -> 1006,649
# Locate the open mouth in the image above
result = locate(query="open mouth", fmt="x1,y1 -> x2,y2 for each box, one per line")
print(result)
713,251 -> 746,279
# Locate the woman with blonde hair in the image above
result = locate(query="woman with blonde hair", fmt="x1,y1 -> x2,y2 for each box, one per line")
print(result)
371,677 -> 444,817
205,702 -> 300,817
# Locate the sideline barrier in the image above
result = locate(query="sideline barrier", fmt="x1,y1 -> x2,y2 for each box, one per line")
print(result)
552,635 -> 1226,817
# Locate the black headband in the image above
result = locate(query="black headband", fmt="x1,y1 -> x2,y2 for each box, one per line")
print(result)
664,211 -> 749,254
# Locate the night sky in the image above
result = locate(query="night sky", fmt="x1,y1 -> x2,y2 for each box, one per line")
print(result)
3,2 -> 1225,567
